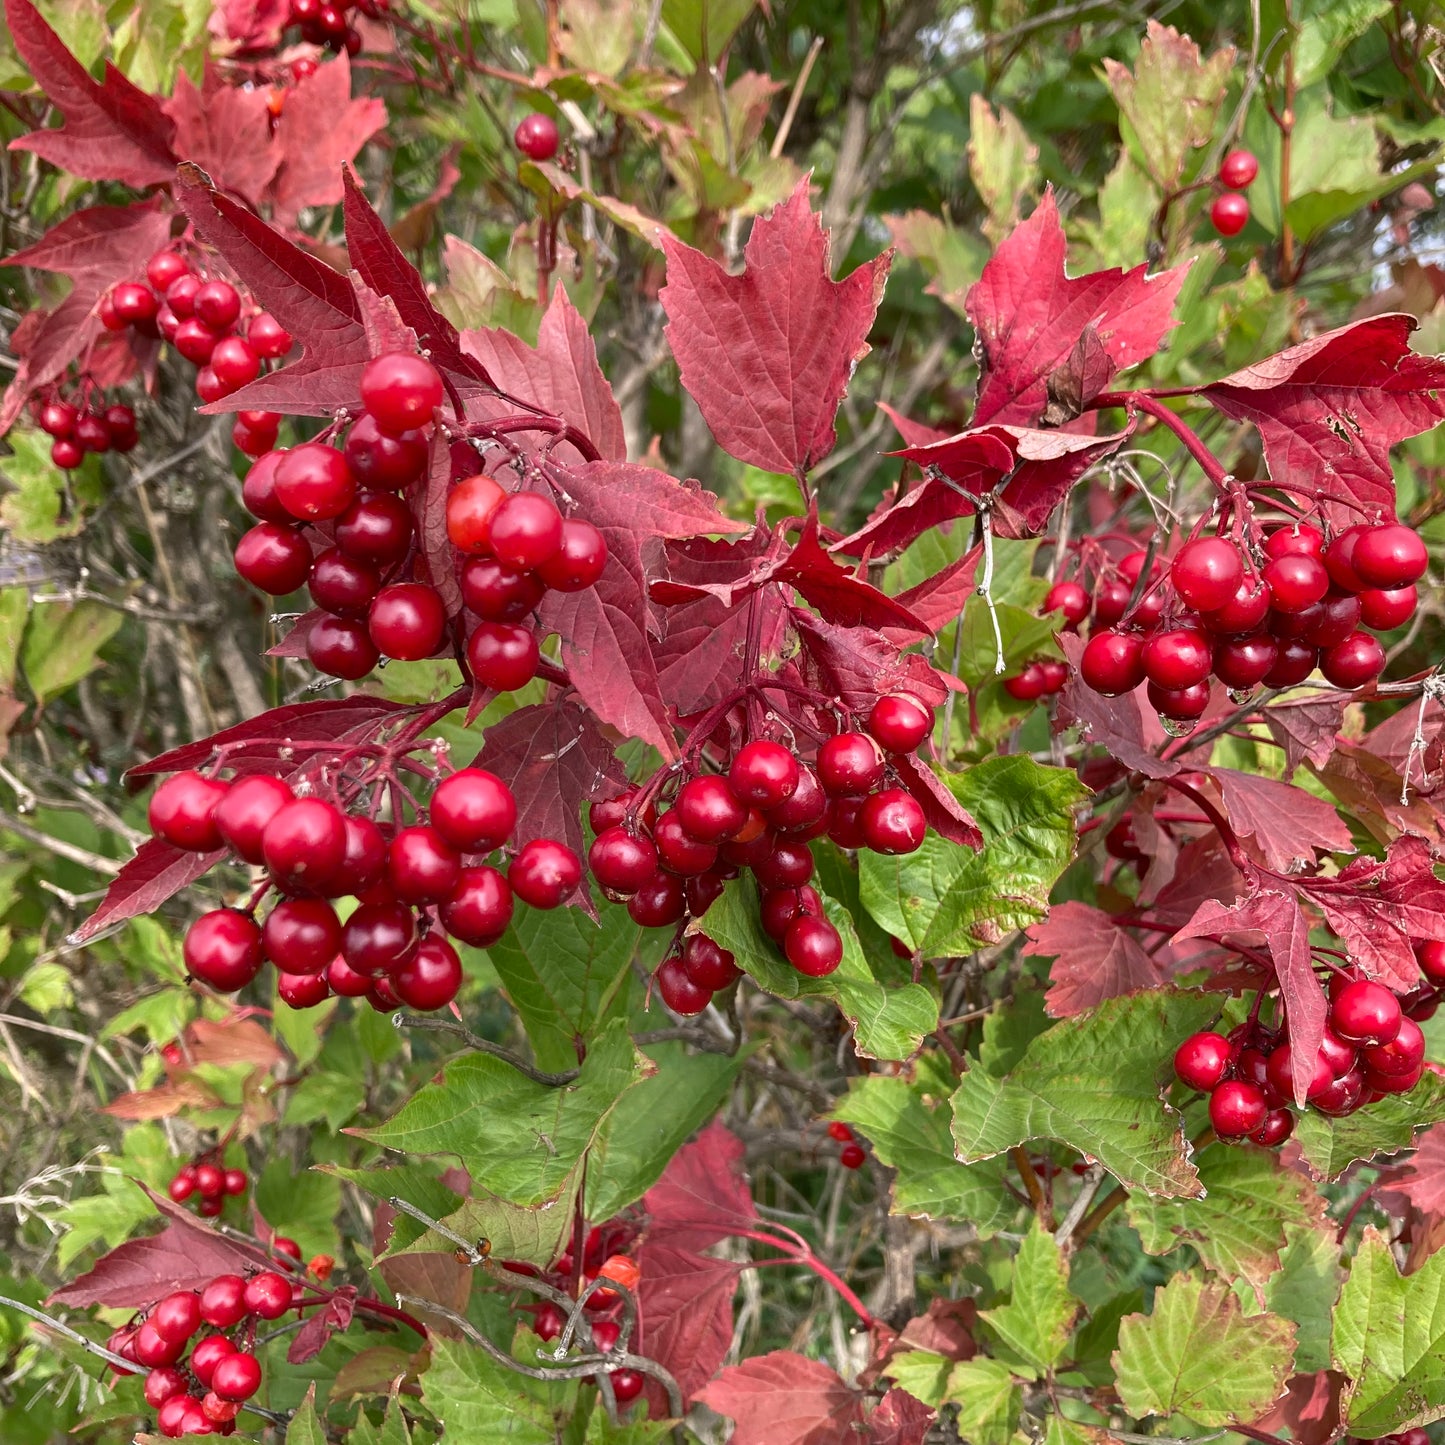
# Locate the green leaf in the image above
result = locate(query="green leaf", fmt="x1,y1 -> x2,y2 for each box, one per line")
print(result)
486,902 -> 641,1072
860,756 -> 1087,957
17,960 -> 72,1013
420,1336 -> 557,1443
660,0 -> 754,67
0,588 -> 30,692
942,1357 -> 1020,1445
1293,1070 -> 1445,1179
979,1218 -> 1078,1373
284,1387 -> 327,1445
1113,1273 -> 1297,1426
585,1041 -> 741,1220
968,95 -> 1038,243
882,211 -> 989,314
1072,149 -> 1158,269
700,881 -> 938,1061
1128,1143 -> 1326,1298
1263,1223 -> 1344,1374
356,1021 -> 647,1206
951,989 -> 1225,1199
1294,0 -> 1393,87
21,600 -> 124,702
253,1162 -> 341,1261
350,1393 -> 412,1445
0,427 -> 103,544
883,1349 -> 953,1408
1332,1225 -> 1445,1435
832,1059 -> 1014,1234
947,598 -> 1060,693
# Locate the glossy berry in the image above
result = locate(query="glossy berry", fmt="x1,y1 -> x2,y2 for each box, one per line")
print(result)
785,914 -> 844,976
430,768 -> 517,852
308,615 -> 381,680
309,548 -> 380,617
263,897 -> 342,974
235,521 -> 312,595
214,771 -> 291,866
509,838 -> 582,909
242,1271 -> 293,1320
1141,629 -> 1213,690
1212,635 -> 1277,690
1080,630 -> 1144,695
839,1142 -> 866,1169
147,250 -> 189,291
1304,593 -> 1363,648
589,827 -> 659,894
1173,1031 -> 1232,1091
1148,679 -> 1211,721
338,815 -> 389,892
223,1168 -> 247,1195
441,866 -> 513,946
1219,148 -> 1259,189
827,1120 -> 854,1143
278,970 -> 331,1008
654,810 -> 718,875
133,1320 -> 185,1369
193,280 -> 241,330
360,353 -> 444,435
262,798 -> 348,893
681,934 -> 740,991
761,885 -> 822,944
190,1334 -> 236,1386
1206,576 -> 1275,635
51,436 -> 84,469
515,112 -> 560,160
674,775 -> 748,843
149,770 -> 229,851
1265,1042 -> 1335,1102
1208,1079 -> 1269,1138
867,694 -> 933,753
369,583 -> 448,660
1353,524 -> 1428,589
393,936 -> 463,1011
1043,580 -> 1090,628
1362,1015 -> 1426,1076
1262,639 -> 1317,688
752,839 -> 815,889
211,336 -> 260,389
335,491 -> 414,564
461,557 -> 545,620
608,1368 -> 645,1404
446,473 -> 506,553
1320,631 -> 1386,689
1262,554 -> 1330,612
627,870 -> 687,927
145,1368 -> 188,1409
1004,663 -> 1050,701
1417,939 -> 1445,984
536,518 -> 608,591
655,954 -> 711,1015
486,492 -> 564,570
345,414 -> 428,490
208,1351 -> 261,1403
274,443 -> 356,521
1330,978 -> 1402,1046
1359,585 -> 1418,630
185,910 -> 264,992
248,312 -> 293,359
168,1174 -> 196,1203
729,741 -> 800,809
860,789 -> 926,854
467,622 -> 540,692
1171,537 -> 1244,612
39,401 -> 76,437
767,765 -> 829,833
195,1162 -> 224,1196
817,732 -> 885,796
1253,1110 -> 1294,1148
112,281 -> 159,326
1210,192 -> 1250,236
150,1291 -> 202,1344
341,902 -> 419,976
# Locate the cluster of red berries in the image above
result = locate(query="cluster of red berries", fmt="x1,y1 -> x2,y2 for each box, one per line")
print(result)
148,759 -> 582,1012
287,0 -> 380,54
588,695 -> 936,1006
827,1120 -> 867,1170
1174,965 -> 1437,1144
109,1268 -> 299,1436
234,351 -> 607,684
1210,146 -> 1258,237
1003,657 -> 1067,702
514,113 -> 560,161
1065,521 -> 1425,722
33,393 -> 138,469
165,1156 -> 248,1216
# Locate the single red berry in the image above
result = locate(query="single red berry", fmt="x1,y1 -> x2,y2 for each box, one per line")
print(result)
149,770 -> 229,851
1208,1079 -> 1269,1138
223,1168 -> 247,1195
1263,524 -> 1324,561
654,809 -> 718,875
278,970 -> 331,1008
514,112 -> 560,160
655,954 -> 712,1015
211,336 -> 261,390
486,491 -> 564,570
1211,635 -> 1277,690
1362,1015 -> 1426,1076
194,1162 -> 225,1196
341,901 -> 419,976
194,366 -> 229,405
627,870 -> 687,927
1331,978 -> 1402,1045
308,548 -> 380,617
39,400 -> 77,438
1417,939 -> 1445,984
729,740 -> 800,809
185,910 -> 264,992
248,311 -> 293,359
827,1120 -> 854,1143
509,838 -> 582,909
760,885 -> 822,943
1262,554 -> 1330,613
369,582 -> 448,660
784,914 -> 843,976
767,765 -> 830,835
388,825 -> 462,905
685,870 -> 729,917
193,280 -> 242,331
533,1302 -> 566,1341
430,768 -> 517,853
447,473 -> 506,554
589,827 -> 659,894
1080,630 -> 1144,695
241,450 -> 292,523
326,953 -> 375,997
392,935 -> 463,1010
817,732 -> 885,796
535,518 -> 607,591
1043,580 -> 1090,628
674,775 -> 748,843
308,615 -> 382,680
147,251 -> 190,292
133,1320 -> 185,1368
752,839 -> 816,890
440,865 -> 513,946
201,1391 -> 239,1424
1174,1032 -> 1232,1091
1147,678 -> 1212,721
208,1350 -> 262,1403
335,491 -> 414,564
168,1173 -> 196,1202
1210,191 -> 1250,236
467,621 -> 540,692
460,556 -> 545,621
345,413 -> 428,491
262,798 -> 348,894
177,1400 -> 215,1434
1252,1109 -> 1294,1147
860,788 -> 926,855
609,1368 -> 644,1404
1171,537 -> 1245,612
1219,148 -> 1259,189
174,315 -> 221,365
360,352 -> 444,435
234,521 -> 313,595
150,1291 -> 202,1345
156,1395 -> 197,1437
50,436 -> 83,469
1352,523 -> 1428,589
1265,1042 -> 1335,1102
828,796 -> 869,850
263,896 -> 342,974
242,1271 -> 293,1320
145,1367 -> 188,1409
1358,585 -> 1418,630
839,1142 -> 866,1169
190,1333 -> 237,1385
867,694 -> 933,753
274,443 -> 356,521
335,814 -> 388,896
1320,631 -> 1386,689
166,272 -> 201,317
1004,663 -> 1048,701
1262,639 -> 1317,687
1304,592 -> 1363,648
1323,526 -> 1368,592
681,934 -> 740,990
112,281 -> 160,327
1141,629 -> 1213,690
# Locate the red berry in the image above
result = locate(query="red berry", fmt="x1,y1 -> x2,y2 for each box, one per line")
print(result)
39,400 -> 77,438
827,1120 -> 854,1143
1219,148 -> 1259,189
369,582 -> 448,660
447,473 -> 506,554
150,1291 -> 202,1344
166,272 -> 200,317
308,615 -> 381,679
360,352 -> 444,435
655,954 -> 711,1015
461,556 -> 545,620
1358,585 -> 1417,630
1331,979 -> 1402,1045
828,796 -> 869,850
752,839 -> 815,889
1171,538 -> 1244,612
430,768 -> 517,853
681,934 -> 740,990
1262,639 -> 1317,687
627,870 -> 687,927
784,914 -> 843,976
589,827 -> 659,894
867,694 -> 932,753
509,839 -> 582,908
156,1395 -> 195,1437
1324,526 -> 1368,592
1174,1031 -> 1232,1091
440,865 -> 514,946
242,1271 -> 293,1320
133,1320 -> 185,1368
1265,1042 -> 1335,1102
817,732 -> 885,796
335,814 -> 388,895
1263,525 -> 1324,561
341,901 -> 419,976
174,315 -> 221,365
194,366 -> 229,405
392,935 -> 463,1011
190,1334 -> 236,1385
1364,1060 -> 1424,1096
609,1368 -> 644,1404
194,280 -> 241,331
674,775 -> 748,843
235,521 -> 312,594
767,765 -> 830,835
486,491 -> 564,570
1147,679 -> 1211,721
184,910 -> 264,992
335,491 -> 414,564
389,825 -> 462,905
241,450 -> 292,523
308,548 -> 380,617
1262,554 -> 1330,612
654,809 -> 718,875
1004,663 -> 1049,701
760,884 -> 822,943
684,870 -> 728,917
147,251 -> 189,292
195,1161 -> 225,1196
278,970 -> 331,1008
1362,1015 -> 1425,1076
1314,1068 -> 1366,1116
1418,939 -> 1445,984
149,770 -> 229,851
1320,631 -> 1385,689
1303,592 -> 1363,648
168,1173 -> 196,1202
1211,635 -> 1277,690
262,798 -> 348,893
729,740 -> 800,809
224,1168 -> 247,1195
1080,630 -> 1144,695
213,774 -> 293,861
860,788 -> 926,854
1210,192 -> 1250,236
201,1392 -> 239,1424
535,518 -> 607,591
263,896 -> 342,974
1252,1109 -> 1294,1147
1208,1079 -> 1269,1138
211,336 -> 260,390
467,621 -> 540,692
274,443 -> 356,521
1352,524 -> 1428,589
248,311 -> 294,359
345,413 -> 428,490
1043,580 -> 1090,628
113,281 -> 160,327
533,1302 -> 565,1341
326,954 -> 374,997
1141,629 -> 1213,690
145,1367 -> 188,1408
515,112 -> 560,160
839,1142 -> 866,1169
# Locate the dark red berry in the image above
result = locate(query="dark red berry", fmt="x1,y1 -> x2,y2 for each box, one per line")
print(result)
150,1291 -> 202,1344
1212,635 -> 1277,690
867,694 -> 932,753
1141,628 -> 1213,689
308,615 -> 382,680
263,897 -> 342,974
234,521 -> 312,594
535,518 -> 607,591
345,414 -> 427,490
211,337 -> 260,390
1210,192 -> 1249,236
1262,554 -> 1330,612
1208,1079 -> 1268,1137
729,740 -> 800,809
262,798 -> 348,893
655,954 -> 711,1015
674,775 -> 748,843
133,1322 -> 184,1368
440,865 -> 514,946
278,970 -> 332,1008
145,1367 -> 188,1408
752,839 -> 816,889
369,582 -> 448,660
360,353 -> 444,436
1320,631 -> 1386,689
335,491 -> 414,564
1171,537 -> 1244,611
1262,639 -> 1317,687
193,280 -> 241,331
1362,1015 -> 1425,1076
627,870 -> 687,927
681,934 -> 740,990
860,789 -> 926,854
1359,585 -> 1418,630
446,474 -> 507,553
248,311 -> 293,359
839,1142 -> 866,1169
1330,978 -> 1402,1046
467,622 -> 540,692
1043,580 -> 1090,628
147,251 -> 189,292
308,548 -> 380,617
1252,1109 -> 1294,1147
392,935 -> 463,1011
1304,592 -> 1363,648
1147,679 -> 1211,721
190,1334 -> 236,1386
515,112 -> 560,160
274,444 -> 356,521
430,768 -> 517,853
654,809 -> 718,875
509,839 -> 582,908
461,556 -> 545,620
341,901 -> 419,976
589,827 -> 659,894
785,914 -> 843,976
184,910 -> 264,992
242,1271 -> 292,1320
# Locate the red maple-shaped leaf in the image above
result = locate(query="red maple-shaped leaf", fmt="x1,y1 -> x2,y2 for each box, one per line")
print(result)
71,840 -> 223,945
49,1189 -> 273,1308
1055,633 -> 1178,780
695,1352 -> 867,1445
1386,1122 -> 1445,1220
788,610 -> 952,713
660,175 -> 892,476
1260,691 -> 1345,776
867,1389 -> 936,1445
643,1120 -> 758,1252
1204,767 -> 1354,873
966,188 -> 1189,427
4,0 -> 176,188
459,288 -> 626,463
1027,901 -> 1169,1017
1202,315 -> 1445,528
164,68 -> 278,210
268,54 -> 386,227
177,165 -> 371,415
1174,888 -> 1325,1105
286,1287 -> 357,1364
0,200 -> 173,433
634,1244 -> 740,1411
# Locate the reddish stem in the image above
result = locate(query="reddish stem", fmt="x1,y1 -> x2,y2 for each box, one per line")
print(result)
725,1227 -> 877,1327
1094,390 -> 1232,492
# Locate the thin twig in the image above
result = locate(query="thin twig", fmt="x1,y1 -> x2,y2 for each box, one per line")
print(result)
392,1013 -> 580,1086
